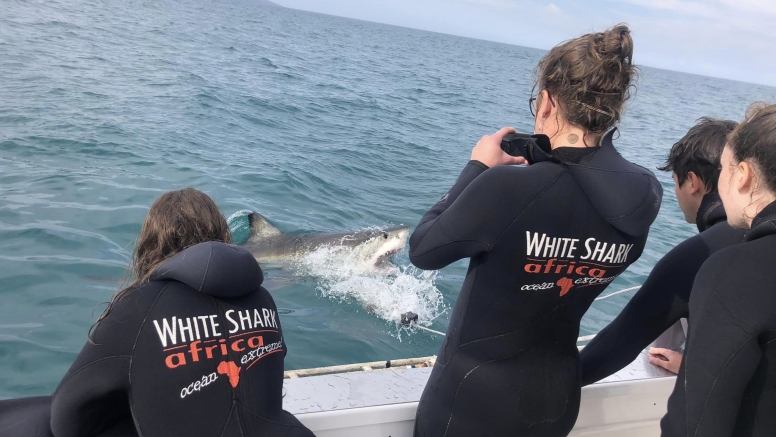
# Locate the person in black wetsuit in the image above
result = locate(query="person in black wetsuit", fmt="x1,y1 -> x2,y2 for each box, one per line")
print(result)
579,117 -> 744,383
0,397 -> 54,437
0,189 -> 314,437
409,24 -> 662,437
661,104 -> 776,437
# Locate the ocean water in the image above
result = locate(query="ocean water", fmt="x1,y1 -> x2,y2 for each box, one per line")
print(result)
1,0 -> 775,399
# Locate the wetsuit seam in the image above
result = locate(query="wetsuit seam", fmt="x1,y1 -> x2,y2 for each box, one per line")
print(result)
411,204 -> 492,258
753,214 -> 776,227
219,402 -> 237,437
454,266 -> 477,359
441,351 -> 520,437
51,355 -> 132,397
708,277 -> 758,335
691,335 -> 758,437
412,166 -> 563,258
236,402 -> 246,437
458,304 -> 561,349
154,252 -> 187,279
566,166 -> 654,220
128,282 -> 172,437
443,344 -> 568,437
756,334 -> 776,397
199,243 -> 214,292
490,171 -> 566,248
680,253 -> 733,436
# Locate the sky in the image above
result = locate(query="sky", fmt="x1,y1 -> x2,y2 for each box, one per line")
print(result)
272,0 -> 776,87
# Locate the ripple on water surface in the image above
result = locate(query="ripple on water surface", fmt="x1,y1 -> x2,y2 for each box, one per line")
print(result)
1,0 -> 776,399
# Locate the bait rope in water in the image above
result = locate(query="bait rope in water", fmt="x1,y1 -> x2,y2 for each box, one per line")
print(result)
408,285 -> 642,343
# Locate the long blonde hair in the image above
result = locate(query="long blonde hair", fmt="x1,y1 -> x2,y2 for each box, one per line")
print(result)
93,188 -> 232,332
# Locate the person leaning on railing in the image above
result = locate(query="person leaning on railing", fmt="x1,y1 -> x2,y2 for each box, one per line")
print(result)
661,103 -> 776,437
579,117 -> 744,382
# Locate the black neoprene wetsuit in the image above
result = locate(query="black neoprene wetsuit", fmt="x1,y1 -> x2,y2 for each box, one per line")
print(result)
661,201 -> 776,437
409,130 -> 663,437
0,242 -> 313,437
579,193 -> 746,385
0,397 -> 54,437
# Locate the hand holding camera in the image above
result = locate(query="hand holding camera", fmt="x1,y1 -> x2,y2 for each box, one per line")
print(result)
470,127 -> 528,168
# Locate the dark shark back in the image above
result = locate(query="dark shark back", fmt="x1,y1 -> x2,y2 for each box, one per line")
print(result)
248,213 -> 283,239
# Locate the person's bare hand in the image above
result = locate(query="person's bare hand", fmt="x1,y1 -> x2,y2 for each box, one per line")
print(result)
470,127 -> 528,168
648,347 -> 683,374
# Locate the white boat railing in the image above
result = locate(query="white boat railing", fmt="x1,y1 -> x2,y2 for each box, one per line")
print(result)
285,357 -> 436,378
285,285 -> 642,379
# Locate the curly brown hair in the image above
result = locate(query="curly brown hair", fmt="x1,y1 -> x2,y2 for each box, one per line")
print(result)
535,23 -> 638,137
92,188 -> 232,335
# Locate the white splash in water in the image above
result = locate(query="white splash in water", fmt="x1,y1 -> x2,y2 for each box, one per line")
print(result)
292,244 -> 445,326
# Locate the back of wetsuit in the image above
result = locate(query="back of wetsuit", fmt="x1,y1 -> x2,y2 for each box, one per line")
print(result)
50,242 -> 313,437
579,194 -> 746,385
410,130 -> 662,437
662,202 -> 776,437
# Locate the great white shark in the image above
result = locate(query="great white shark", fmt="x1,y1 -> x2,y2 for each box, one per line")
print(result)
241,213 -> 410,269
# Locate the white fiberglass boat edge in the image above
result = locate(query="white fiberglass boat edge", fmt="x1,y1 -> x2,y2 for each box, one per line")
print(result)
283,350 -> 675,437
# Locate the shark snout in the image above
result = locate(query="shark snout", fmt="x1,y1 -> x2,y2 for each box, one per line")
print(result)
385,226 -> 410,245
367,226 -> 411,268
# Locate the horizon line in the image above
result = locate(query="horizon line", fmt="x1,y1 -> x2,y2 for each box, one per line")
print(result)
273,4 -> 776,90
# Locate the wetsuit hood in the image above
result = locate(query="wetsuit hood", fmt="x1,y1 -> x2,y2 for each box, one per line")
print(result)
565,129 -> 663,236
696,193 -> 726,232
150,241 -> 263,298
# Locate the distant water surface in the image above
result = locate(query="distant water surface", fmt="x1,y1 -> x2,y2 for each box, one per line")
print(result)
1,0 -> 775,398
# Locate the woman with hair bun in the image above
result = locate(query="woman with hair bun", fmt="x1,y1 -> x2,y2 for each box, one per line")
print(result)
661,104 -> 776,437
409,24 -> 662,437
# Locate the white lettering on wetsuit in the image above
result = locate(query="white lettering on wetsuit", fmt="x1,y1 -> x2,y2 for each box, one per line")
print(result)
521,283 -> 555,291
240,339 -> 284,366
526,232 -> 633,263
180,372 -> 218,399
153,309 -> 278,347
574,276 -> 619,285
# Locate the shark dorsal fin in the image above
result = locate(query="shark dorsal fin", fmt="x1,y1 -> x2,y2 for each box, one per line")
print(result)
248,213 -> 282,238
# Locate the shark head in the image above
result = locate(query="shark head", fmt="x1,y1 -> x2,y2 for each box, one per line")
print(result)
345,226 -> 411,269
245,212 -> 410,269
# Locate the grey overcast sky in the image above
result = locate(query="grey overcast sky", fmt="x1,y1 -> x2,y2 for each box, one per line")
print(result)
273,0 -> 776,87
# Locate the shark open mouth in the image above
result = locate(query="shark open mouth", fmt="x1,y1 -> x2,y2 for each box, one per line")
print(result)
375,249 -> 401,268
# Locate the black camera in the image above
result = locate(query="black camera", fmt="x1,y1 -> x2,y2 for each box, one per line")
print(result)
500,133 -> 553,164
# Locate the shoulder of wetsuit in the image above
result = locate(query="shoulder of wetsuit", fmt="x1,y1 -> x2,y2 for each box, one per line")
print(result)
643,228 -> 734,304
698,221 -> 747,250
694,244 -> 757,297
86,281 -> 166,353
564,129 -> 663,236
692,243 -> 776,329
150,241 -> 263,299
471,162 -> 570,196
665,221 -> 745,268
482,160 -> 567,177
